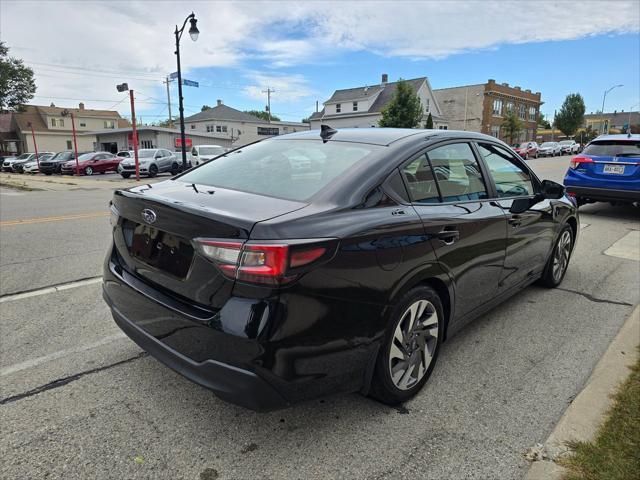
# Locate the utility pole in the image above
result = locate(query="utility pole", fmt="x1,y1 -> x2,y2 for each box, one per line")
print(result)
163,76 -> 173,128
27,122 -> 40,171
263,87 -> 275,122
129,90 -> 140,181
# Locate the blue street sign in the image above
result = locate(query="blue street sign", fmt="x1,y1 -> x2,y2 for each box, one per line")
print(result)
169,72 -> 179,80
182,79 -> 199,88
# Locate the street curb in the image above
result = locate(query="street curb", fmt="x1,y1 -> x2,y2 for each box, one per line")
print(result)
524,304 -> 640,480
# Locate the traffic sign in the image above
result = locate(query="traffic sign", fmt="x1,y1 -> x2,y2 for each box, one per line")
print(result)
182,79 -> 199,88
169,72 -> 179,80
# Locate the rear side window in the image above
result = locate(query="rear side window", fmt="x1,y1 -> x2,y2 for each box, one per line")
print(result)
178,139 -> 380,201
401,154 -> 440,203
583,140 -> 640,157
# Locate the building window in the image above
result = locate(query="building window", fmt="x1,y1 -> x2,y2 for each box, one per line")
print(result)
505,101 -> 514,113
257,127 -> 279,136
141,140 -> 153,148
206,125 -> 213,132
66,140 -> 72,149
491,125 -> 501,138
104,120 -> 115,129
492,99 -> 503,116
425,98 -> 430,113
336,103 -> 341,113
352,102 -> 358,112
518,104 -> 526,119
190,124 -> 196,130
438,125 -> 448,130
79,122 -> 86,127
51,118 -> 56,127
283,126 -> 289,132
59,119 -> 64,127
216,125 -> 227,133
529,107 -> 536,121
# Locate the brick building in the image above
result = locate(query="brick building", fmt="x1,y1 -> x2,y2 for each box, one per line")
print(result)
434,79 -> 543,143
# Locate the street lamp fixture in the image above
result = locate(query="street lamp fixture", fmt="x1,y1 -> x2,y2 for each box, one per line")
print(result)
600,84 -> 623,134
174,12 -> 199,171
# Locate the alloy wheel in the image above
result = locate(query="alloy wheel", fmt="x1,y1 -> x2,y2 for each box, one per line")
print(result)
553,230 -> 572,282
388,300 -> 439,390
85,166 -> 93,175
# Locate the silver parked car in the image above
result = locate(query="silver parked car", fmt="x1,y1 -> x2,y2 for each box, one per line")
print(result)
538,142 -> 562,157
117,148 -> 179,178
558,140 -> 580,155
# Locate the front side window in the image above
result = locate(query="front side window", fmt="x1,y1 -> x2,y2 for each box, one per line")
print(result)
178,139 -> 379,202
478,143 -> 535,198
426,143 -> 488,202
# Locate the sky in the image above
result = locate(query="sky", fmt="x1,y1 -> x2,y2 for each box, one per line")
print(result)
1,0 -> 639,124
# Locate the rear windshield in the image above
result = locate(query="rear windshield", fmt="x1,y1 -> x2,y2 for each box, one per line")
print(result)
583,140 -> 640,157
178,139 -> 380,201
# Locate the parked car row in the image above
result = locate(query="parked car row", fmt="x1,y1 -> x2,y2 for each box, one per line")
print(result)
512,140 -> 582,159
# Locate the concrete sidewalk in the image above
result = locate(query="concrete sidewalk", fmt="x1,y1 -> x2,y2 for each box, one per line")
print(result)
524,305 -> 640,479
0,172 -> 162,191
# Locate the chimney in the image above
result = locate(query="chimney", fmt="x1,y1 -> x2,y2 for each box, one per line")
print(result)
79,102 -> 85,110
525,89 -> 531,93
381,73 -> 388,85
217,99 -> 223,106
501,82 -> 509,87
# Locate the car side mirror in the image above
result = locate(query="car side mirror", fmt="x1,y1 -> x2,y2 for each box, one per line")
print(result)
541,179 -> 565,199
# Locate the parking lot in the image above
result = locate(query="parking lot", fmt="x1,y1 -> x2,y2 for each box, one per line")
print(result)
1,154 -> 638,479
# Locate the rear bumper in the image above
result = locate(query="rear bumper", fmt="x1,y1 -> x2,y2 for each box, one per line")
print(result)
105,288 -> 288,411
565,185 -> 640,202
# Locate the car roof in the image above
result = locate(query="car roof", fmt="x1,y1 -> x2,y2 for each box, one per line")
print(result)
277,127 -> 498,146
592,134 -> 640,142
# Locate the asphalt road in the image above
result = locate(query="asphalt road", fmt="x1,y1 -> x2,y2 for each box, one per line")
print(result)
1,155 -> 639,480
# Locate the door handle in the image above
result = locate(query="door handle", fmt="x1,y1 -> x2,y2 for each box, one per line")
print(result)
434,229 -> 460,245
508,216 -> 522,228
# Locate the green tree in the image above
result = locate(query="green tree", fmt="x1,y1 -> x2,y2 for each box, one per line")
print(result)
201,105 -> 212,111
0,42 -> 36,111
155,118 -> 174,128
301,117 -> 310,123
555,93 -> 586,137
244,109 -> 280,122
537,112 -> 551,129
425,113 -> 433,129
501,110 -> 523,144
378,79 -> 423,128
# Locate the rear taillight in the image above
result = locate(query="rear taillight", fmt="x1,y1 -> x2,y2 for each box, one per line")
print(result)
194,239 -> 331,285
570,156 -> 593,169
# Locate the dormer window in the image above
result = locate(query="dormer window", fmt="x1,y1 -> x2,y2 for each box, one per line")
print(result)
51,118 -> 56,127
336,103 -> 341,113
352,102 -> 358,112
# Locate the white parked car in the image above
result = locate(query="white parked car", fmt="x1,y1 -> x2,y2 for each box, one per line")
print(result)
558,140 -> 580,155
22,153 -> 55,173
538,142 -> 562,157
191,145 -> 227,166
118,148 -> 181,178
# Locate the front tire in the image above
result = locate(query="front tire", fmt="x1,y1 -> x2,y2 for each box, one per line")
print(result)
538,225 -> 573,288
148,165 -> 158,178
369,286 -> 443,405
84,166 -> 93,176
121,173 -> 131,179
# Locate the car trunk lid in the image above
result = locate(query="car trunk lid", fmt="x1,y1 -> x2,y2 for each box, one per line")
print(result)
111,179 -> 306,308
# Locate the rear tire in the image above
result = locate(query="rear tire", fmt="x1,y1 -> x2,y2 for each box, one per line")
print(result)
538,225 -> 573,288
369,286 -> 444,406
170,163 -> 179,175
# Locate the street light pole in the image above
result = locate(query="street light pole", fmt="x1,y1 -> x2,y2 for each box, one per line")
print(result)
174,12 -> 199,171
600,84 -> 623,134
27,122 -> 40,171
62,110 -> 80,176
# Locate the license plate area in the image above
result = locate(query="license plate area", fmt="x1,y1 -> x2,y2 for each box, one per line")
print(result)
603,164 -> 625,175
123,220 -> 194,279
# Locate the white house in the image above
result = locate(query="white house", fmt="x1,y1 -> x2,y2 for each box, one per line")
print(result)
184,100 -> 309,146
310,75 -> 448,130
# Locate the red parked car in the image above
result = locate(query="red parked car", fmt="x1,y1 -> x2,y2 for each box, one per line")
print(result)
513,141 -> 539,159
60,152 -> 124,175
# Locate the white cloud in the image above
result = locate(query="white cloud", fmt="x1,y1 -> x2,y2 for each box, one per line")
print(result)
242,71 -> 315,103
1,0 -> 637,114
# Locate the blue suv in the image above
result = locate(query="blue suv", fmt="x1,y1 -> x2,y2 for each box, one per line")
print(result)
564,134 -> 640,206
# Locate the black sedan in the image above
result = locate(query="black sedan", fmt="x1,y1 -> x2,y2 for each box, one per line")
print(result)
103,128 -> 579,411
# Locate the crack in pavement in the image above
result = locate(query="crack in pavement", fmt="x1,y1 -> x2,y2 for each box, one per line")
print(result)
0,352 -> 147,405
0,275 -> 103,302
556,287 -> 633,306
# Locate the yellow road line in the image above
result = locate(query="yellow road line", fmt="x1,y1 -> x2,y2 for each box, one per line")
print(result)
0,211 -> 109,227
